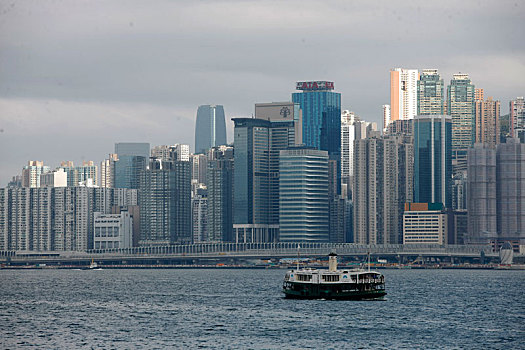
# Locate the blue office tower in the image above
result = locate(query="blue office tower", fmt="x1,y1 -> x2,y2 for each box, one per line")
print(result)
414,115 -> 452,208
292,81 -> 341,191
195,105 -> 227,154
114,143 -> 150,189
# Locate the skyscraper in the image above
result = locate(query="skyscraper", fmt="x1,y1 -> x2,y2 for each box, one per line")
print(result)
390,68 -> 419,121
115,143 -> 150,159
191,189 -> 207,243
191,153 -> 208,186
510,97 -> 525,142
496,138 -> 525,243
22,161 -> 50,188
292,81 -> 341,189
447,73 -> 475,170
206,146 -> 234,242
279,148 -> 329,242
194,105 -> 227,154
467,143 -> 497,243
475,96 -> 500,146
417,69 -> 444,115
353,135 -> 413,244
382,104 -> 391,132
100,154 -> 118,188
232,116 -> 298,243
413,115 -> 452,208
340,110 -> 356,193
58,161 -> 98,187
114,143 -> 149,189
0,187 -> 137,251
139,158 -> 191,245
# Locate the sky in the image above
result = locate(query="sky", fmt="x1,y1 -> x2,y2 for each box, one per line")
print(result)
0,0 -> 524,186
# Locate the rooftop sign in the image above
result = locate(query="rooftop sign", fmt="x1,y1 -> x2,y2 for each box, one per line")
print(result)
296,81 -> 334,91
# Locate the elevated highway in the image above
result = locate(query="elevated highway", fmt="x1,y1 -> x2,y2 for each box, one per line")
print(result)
0,242 -> 500,265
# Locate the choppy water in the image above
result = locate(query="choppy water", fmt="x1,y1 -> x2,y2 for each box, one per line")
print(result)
1,268 -> 524,349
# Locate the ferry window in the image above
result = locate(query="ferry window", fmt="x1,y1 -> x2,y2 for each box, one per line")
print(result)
297,274 -> 312,281
322,275 -> 340,282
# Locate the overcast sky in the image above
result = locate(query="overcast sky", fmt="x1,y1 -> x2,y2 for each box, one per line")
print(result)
0,0 -> 524,185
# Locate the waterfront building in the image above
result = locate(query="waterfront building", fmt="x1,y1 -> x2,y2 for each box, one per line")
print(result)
207,146 -> 234,242
413,115 -> 452,208
22,161 -> 50,188
475,96 -> 500,147
417,69 -> 444,115
40,169 -> 67,188
390,68 -> 419,121
292,81 -> 341,190
496,138 -> 525,245
100,154 -> 118,188
232,116 -> 298,243
403,203 -> 448,244
0,187 -> 137,251
447,73 -> 476,172
279,148 -> 329,242
93,211 -> 133,250
139,159 -> 191,246
110,205 -> 140,247
353,135 -> 413,244
195,105 -> 227,154
510,97 -> 525,142
467,144 -> 497,243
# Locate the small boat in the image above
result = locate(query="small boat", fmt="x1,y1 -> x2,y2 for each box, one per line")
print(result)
81,259 -> 100,270
282,252 -> 386,300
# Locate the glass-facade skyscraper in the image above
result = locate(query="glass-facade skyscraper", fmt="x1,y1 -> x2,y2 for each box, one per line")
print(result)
279,147 -> 329,242
232,117 -> 297,243
114,143 -> 150,189
414,115 -> 452,208
417,69 -> 444,115
292,81 -> 341,192
447,74 -> 475,169
292,82 -> 341,154
194,105 -> 227,154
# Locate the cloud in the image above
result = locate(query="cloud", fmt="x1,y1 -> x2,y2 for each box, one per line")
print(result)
0,98 -> 197,185
0,0 -> 524,185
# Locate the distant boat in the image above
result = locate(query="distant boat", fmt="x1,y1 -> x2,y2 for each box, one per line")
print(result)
81,259 -> 100,270
282,252 -> 386,300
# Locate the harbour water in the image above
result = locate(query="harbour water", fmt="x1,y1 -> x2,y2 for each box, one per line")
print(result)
1,269 -> 523,349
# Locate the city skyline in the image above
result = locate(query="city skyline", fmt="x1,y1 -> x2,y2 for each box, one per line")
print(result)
1,1 -> 524,185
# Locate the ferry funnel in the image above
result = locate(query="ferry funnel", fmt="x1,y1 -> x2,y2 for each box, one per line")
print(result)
328,252 -> 337,272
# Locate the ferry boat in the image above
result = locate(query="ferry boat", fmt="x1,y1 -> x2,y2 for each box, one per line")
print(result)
282,252 -> 386,300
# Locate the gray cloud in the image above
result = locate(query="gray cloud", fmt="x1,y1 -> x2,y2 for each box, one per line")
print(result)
0,0 -> 524,185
